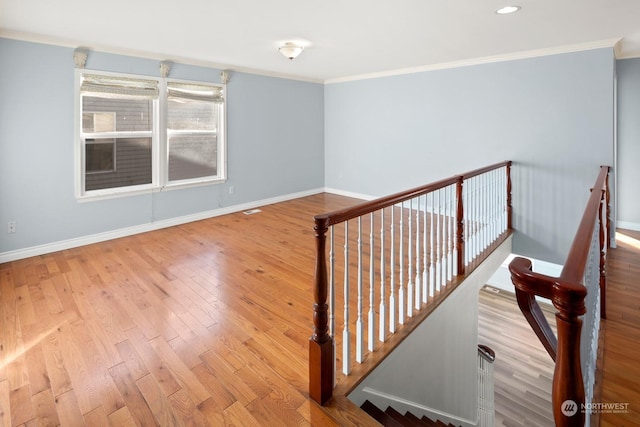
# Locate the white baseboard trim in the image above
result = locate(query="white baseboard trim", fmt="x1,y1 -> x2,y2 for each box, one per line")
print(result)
323,187 -> 376,201
0,188 -> 324,263
616,220 -> 640,232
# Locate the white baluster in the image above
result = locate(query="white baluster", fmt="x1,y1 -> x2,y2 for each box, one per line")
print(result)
343,222 -> 351,375
356,218 -> 363,363
429,192 -> 436,297
329,226 -> 336,386
479,174 -> 485,253
415,196 -> 422,310
399,202 -> 405,325
379,208 -> 386,342
441,187 -> 447,288
489,169 -> 499,241
494,169 -> 500,239
469,176 -> 475,262
422,194 -> 429,304
483,172 -> 489,250
407,199 -> 413,318
477,176 -> 482,255
368,213 -> 375,352
495,169 -> 500,241
502,166 -> 507,233
435,189 -> 441,293
390,208 -> 396,333
447,185 -> 454,282
452,185 -> 459,277
439,187 -> 446,290
463,179 -> 470,267
469,176 -> 476,261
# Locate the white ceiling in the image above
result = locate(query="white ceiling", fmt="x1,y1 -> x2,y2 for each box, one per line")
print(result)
2,0 -> 640,83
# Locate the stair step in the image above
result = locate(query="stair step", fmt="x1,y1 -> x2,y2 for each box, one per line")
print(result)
384,406 -> 425,427
420,416 -> 456,427
404,411 -> 429,426
360,400 -> 404,427
361,399 -> 460,427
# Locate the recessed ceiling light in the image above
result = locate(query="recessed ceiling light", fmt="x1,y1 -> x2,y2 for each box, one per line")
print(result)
495,5 -> 521,14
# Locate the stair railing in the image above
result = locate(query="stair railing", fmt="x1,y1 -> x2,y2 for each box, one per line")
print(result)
477,344 -> 496,427
509,166 -> 610,427
310,161 -> 513,404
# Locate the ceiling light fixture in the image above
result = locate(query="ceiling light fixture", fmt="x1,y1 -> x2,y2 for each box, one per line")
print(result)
279,42 -> 304,60
495,5 -> 521,14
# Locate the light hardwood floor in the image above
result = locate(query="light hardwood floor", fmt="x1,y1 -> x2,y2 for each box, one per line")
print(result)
478,286 -> 556,427
599,229 -> 640,426
0,194 -> 637,426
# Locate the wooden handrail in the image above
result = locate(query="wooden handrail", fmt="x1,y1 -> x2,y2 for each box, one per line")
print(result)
314,161 -> 512,227
560,167 -> 610,282
310,161 -> 512,405
508,165 -> 610,427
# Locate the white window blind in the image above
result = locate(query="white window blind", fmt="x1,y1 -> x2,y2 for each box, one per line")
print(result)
76,70 -> 226,199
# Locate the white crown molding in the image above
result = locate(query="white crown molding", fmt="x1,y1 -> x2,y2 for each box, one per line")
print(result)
2,30 -> 629,85
0,29 -> 324,84
325,38 -> 624,84
0,188 -> 324,263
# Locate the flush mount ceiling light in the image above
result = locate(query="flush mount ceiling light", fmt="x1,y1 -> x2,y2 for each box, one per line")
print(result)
279,42 -> 304,60
495,5 -> 521,14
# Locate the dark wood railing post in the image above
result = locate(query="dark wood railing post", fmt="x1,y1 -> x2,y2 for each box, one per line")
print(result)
553,309 -> 586,427
506,161 -> 513,230
456,176 -> 465,276
309,217 -> 334,404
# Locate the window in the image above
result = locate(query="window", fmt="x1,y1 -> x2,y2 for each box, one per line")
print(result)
167,82 -> 223,183
77,71 -> 226,199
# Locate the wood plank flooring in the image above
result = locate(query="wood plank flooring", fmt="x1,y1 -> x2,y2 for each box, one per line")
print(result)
478,286 -> 556,427
599,229 -> 640,426
0,193 -> 361,427
0,193 -> 638,426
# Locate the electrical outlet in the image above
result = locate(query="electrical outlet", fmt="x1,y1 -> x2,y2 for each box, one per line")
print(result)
229,186 -> 234,194
7,221 -> 16,234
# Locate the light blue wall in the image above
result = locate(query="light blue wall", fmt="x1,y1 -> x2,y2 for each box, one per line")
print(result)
0,37 -> 619,264
616,58 -> 640,228
325,49 -> 615,264
0,38 -> 324,254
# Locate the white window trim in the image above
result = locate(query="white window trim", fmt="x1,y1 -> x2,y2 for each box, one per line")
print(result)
75,69 -> 227,202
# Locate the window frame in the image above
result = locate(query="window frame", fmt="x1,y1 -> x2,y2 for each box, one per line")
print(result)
75,69 -> 227,201
163,78 -> 226,188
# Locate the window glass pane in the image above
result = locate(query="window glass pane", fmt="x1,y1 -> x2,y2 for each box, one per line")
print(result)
167,97 -> 218,131
82,96 -> 153,133
168,135 -> 217,181
86,139 -> 115,173
85,137 -> 152,191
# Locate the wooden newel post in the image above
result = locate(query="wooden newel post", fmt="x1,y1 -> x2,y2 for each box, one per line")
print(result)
456,176 -> 465,275
552,283 -> 586,427
552,310 -> 586,427
309,217 -> 334,405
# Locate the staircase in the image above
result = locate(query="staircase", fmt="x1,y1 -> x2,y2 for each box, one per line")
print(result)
361,400 -> 460,427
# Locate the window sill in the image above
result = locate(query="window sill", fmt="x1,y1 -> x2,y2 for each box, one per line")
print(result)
77,177 -> 226,203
